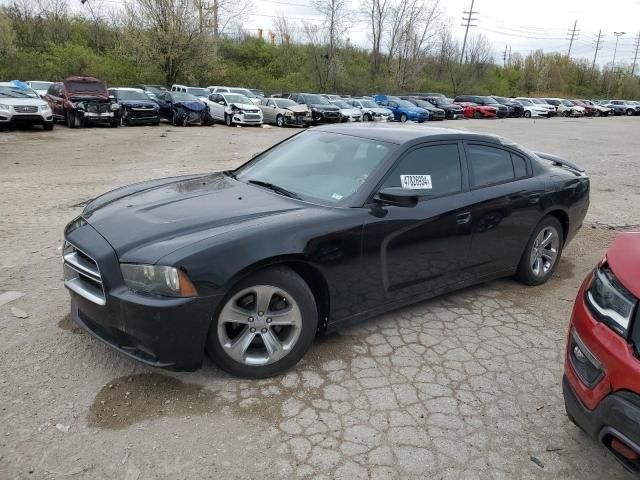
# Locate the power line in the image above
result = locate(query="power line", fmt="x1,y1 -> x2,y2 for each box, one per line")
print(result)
459,0 -> 478,64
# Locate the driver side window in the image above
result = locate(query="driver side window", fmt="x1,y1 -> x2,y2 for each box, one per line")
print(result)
382,144 -> 463,198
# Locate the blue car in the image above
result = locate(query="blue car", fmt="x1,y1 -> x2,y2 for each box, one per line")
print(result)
108,88 -> 160,126
373,95 -> 428,123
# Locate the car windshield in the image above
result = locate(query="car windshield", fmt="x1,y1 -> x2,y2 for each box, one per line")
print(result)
64,80 -> 106,93
0,85 -> 40,98
562,100 -> 573,106
359,100 -> 378,108
274,99 -> 297,108
234,131 -> 396,205
29,82 -> 52,90
225,94 -> 252,105
115,90 -> 149,101
532,99 -> 545,104
332,100 -> 350,108
229,88 -> 256,98
172,92 -> 198,102
187,87 -> 209,97
519,99 -> 533,105
302,94 -> 330,105
395,99 -> 415,108
145,86 -> 165,95
482,96 -> 500,105
435,98 -> 453,106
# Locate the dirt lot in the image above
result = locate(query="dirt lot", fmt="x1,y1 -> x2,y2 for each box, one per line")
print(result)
1,116 -> 639,479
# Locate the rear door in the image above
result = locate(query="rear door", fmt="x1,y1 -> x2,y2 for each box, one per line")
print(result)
262,99 -> 276,123
362,142 -> 474,308
463,143 -> 545,278
45,84 -> 63,119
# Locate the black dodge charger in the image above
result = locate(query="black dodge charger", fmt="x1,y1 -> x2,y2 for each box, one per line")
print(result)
63,125 -> 589,378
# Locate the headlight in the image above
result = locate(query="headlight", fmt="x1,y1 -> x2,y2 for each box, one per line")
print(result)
120,264 -> 198,297
586,265 -> 637,336
0,104 -> 11,111
110,103 -> 119,111
284,111 -> 293,117
40,104 -> 51,112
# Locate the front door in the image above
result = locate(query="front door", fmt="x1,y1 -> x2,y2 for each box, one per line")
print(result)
361,142 -> 474,309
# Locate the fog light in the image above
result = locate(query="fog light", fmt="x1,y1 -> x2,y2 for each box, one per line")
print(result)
569,328 -> 604,388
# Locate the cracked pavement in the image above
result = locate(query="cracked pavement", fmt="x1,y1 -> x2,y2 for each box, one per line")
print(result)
1,117 -> 639,479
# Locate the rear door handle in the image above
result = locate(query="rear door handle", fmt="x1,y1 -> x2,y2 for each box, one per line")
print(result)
456,212 -> 471,224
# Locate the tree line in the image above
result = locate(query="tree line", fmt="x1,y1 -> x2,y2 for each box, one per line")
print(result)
1,0 -> 639,99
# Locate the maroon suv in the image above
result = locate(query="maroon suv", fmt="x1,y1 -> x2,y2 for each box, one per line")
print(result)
44,76 -> 118,128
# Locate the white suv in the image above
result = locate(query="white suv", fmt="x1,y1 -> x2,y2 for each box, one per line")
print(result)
0,82 -> 54,130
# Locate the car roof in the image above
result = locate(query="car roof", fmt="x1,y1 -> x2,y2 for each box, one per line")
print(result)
111,87 -> 144,92
313,123 -> 503,146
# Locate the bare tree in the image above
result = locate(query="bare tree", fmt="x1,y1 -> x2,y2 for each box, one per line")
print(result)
360,0 -> 390,76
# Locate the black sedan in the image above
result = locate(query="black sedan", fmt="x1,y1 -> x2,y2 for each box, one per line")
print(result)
154,91 -> 211,126
491,96 -> 524,117
108,88 -> 160,126
63,125 -> 589,378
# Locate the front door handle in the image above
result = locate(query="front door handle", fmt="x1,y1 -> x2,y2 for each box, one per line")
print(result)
528,193 -> 541,204
456,212 -> 471,224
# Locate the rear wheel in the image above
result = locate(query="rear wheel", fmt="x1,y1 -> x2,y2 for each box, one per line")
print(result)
207,267 -> 318,378
515,216 -> 564,286
627,109 -> 635,116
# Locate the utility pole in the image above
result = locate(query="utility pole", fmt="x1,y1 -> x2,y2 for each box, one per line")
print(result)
632,32 -> 640,76
608,31 -> 626,98
508,45 -> 512,67
459,0 -> 478,64
566,19 -> 579,57
502,44 -> 508,68
591,29 -> 603,73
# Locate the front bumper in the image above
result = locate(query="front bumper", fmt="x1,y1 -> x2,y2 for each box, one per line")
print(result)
284,114 -> 311,126
231,112 -> 263,125
78,110 -> 115,123
64,224 -> 221,370
0,111 -> 53,124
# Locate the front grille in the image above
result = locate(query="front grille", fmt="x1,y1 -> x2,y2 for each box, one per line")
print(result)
323,111 -> 340,118
86,103 -> 110,114
63,242 -> 105,305
244,113 -> 261,120
15,106 -> 38,113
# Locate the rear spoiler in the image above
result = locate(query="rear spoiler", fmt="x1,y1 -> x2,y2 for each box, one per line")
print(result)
534,151 -> 585,173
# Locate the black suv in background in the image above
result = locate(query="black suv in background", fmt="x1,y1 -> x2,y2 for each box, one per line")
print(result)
454,95 -> 509,118
413,94 -> 464,119
277,93 -> 341,123
491,96 -> 524,117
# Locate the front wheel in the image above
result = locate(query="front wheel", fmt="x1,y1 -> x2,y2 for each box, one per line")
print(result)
515,216 -> 564,286
627,109 -> 635,116
207,267 -> 318,378
225,113 -> 233,127
524,110 -> 532,118
399,113 -> 408,123
362,113 -> 372,122
43,122 -> 54,131
276,114 -> 285,127
473,111 -> 483,119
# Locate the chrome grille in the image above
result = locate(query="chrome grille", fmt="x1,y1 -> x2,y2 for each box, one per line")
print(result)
63,242 -> 105,305
15,106 -> 38,113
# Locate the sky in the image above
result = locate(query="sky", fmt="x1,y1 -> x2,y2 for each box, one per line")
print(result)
6,0 -> 640,67
247,0 -> 640,67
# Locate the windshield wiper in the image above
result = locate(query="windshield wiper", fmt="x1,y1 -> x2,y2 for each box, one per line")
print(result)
247,180 -> 301,199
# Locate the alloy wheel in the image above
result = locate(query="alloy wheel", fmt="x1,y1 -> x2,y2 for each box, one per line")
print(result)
217,285 -> 302,366
529,226 -> 560,278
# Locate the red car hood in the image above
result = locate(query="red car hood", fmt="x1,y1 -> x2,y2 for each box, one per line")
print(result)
607,232 -> 640,298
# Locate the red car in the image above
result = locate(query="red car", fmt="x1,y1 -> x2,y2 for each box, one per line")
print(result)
454,101 -> 497,119
563,232 -> 640,474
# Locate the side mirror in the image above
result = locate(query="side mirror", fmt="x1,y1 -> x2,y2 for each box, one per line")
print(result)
374,187 -> 419,207
218,101 -> 225,105
108,95 -> 115,101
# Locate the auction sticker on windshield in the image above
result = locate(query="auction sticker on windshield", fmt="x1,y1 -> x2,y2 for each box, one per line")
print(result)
401,175 -> 432,189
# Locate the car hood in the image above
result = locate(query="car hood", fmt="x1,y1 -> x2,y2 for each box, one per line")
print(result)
83,173 -> 304,263
368,107 -> 392,115
607,232 -> 640,298
175,100 -> 205,111
308,104 -> 340,111
119,99 -> 158,108
284,104 -> 310,113
229,102 -> 260,111
0,97 -> 47,107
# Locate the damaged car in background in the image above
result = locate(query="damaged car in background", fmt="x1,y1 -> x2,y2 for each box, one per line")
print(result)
207,92 -> 263,127
154,91 -> 212,126
258,97 -> 311,127
346,98 -> 393,122
108,88 -> 160,126
44,76 -> 119,128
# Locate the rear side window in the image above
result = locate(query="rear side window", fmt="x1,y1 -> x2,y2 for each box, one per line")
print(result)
468,145 -> 514,187
512,154 -> 528,178
382,144 -> 462,197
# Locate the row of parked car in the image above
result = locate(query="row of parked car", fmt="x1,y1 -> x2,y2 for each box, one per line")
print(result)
2,76 -> 640,131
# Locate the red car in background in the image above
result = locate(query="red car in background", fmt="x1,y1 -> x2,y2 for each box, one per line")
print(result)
563,232 -> 640,475
454,101 -> 497,119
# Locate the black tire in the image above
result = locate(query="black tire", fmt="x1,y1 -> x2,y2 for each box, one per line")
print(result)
120,110 -> 128,126
515,216 -> 564,286
363,113 -> 372,122
563,110 -> 570,117
225,113 -> 233,127
110,118 -> 119,128
524,110 -> 532,118
276,114 -> 285,127
400,113 -> 408,123
206,267 -> 318,378
627,109 -> 634,116
66,111 -> 75,128
43,122 -> 54,131
593,110 -> 601,117
473,111 -> 483,119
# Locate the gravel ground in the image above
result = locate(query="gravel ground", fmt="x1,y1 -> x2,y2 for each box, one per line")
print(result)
1,116 -> 639,480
